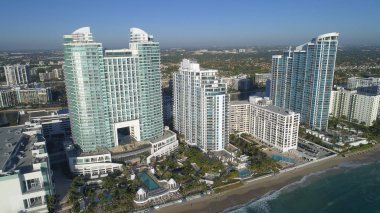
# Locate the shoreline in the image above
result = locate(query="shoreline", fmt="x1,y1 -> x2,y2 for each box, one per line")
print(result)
156,144 -> 380,213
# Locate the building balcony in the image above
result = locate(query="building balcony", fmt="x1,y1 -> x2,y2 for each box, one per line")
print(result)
23,185 -> 45,194
28,199 -> 45,208
26,201 -> 47,213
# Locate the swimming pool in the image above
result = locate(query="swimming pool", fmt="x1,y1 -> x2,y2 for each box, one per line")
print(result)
138,172 -> 159,191
272,154 -> 295,163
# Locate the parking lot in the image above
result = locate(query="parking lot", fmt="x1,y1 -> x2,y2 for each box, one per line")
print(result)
297,138 -> 336,160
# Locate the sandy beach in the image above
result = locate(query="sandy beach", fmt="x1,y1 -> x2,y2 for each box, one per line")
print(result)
157,144 -> 380,213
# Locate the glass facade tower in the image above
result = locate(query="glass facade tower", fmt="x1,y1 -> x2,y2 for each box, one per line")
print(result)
130,28 -> 163,140
63,27 -> 112,151
270,33 -> 339,130
63,27 -> 164,152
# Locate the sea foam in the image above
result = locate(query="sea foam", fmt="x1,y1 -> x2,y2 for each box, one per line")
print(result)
226,169 -> 332,213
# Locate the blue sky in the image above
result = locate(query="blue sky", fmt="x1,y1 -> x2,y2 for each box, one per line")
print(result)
0,0 -> 379,50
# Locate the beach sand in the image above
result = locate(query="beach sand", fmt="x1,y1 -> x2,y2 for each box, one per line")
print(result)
156,144 -> 380,213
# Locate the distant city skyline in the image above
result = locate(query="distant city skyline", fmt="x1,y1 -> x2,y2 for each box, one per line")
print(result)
1,0 -> 380,50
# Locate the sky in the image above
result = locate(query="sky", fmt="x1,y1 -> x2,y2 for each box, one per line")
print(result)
0,0 -> 380,50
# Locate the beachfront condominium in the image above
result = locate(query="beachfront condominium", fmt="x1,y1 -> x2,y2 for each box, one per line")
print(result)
271,33 -> 339,131
230,96 -> 300,152
103,28 -> 163,145
3,64 -> 30,86
64,27 -> 167,152
329,88 -> 380,126
64,27 -> 113,151
173,59 -> 229,152
127,28 -> 163,140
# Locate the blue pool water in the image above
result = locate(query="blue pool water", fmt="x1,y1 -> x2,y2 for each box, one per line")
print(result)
272,155 -> 295,163
138,172 -> 159,191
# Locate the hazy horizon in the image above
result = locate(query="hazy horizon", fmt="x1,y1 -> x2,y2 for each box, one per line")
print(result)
1,0 -> 380,50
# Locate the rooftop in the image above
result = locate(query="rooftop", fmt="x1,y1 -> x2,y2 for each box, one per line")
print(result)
316,32 -> 339,40
29,110 -> 57,118
0,126 -> 24,172
19,109 -> 69,125
104,49 -> 133,57
109,140 -> 151,154
230,100 -> 250,105
130,27 -> 152,43
66,146 -> 110,158
20,134 -> 48,173
150,129 -> 176,144
260,105 -> 296,116
72,27 -> 91,35
0,125 -> 48,174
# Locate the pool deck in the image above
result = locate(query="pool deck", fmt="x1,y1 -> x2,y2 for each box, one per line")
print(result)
138,171 -> 160,191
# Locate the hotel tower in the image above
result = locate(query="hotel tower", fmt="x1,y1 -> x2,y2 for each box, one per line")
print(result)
64,27 -> 164,152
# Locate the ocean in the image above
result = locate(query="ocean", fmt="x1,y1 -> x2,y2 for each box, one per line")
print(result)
228,161 -> 380,213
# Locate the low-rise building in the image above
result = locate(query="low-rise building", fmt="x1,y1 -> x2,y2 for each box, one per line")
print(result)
254,73 -> 271,85
66,128 -> 178,177
0,126 -> 54,213
347,77 -> 380,90
20,109 -> 71,140
66,145 -> 123,178
147,128 -> 179,163
222,74 -> 250,91
336,138 -> 368,147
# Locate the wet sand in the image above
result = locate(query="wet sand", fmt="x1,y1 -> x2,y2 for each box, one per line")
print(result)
157,144 -> 380,213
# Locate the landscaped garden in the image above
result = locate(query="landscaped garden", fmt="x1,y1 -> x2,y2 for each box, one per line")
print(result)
229,134 -> 282,175
68,169 -> 139,213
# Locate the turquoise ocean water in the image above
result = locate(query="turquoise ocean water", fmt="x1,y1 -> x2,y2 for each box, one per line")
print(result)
228,161 -> 380,213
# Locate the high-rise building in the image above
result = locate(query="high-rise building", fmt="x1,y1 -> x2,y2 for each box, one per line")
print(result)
103,49 -> 142,144
270,33 -> 339,130
330,88 -> 380,126
230,101 -> 251,133
3,64 -> 30,86
98,28 -> 163,146
0,89 -> 17,108
230,96 -> 300,152
64,27 -> 171,155
64,27 -> 113,151
173,59 -> 229,152
0,87 -> 52,108
129,28 -> 163,140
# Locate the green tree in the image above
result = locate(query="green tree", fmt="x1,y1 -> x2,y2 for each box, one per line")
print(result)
47,195 -> 56,213
101,176 -> 115,191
